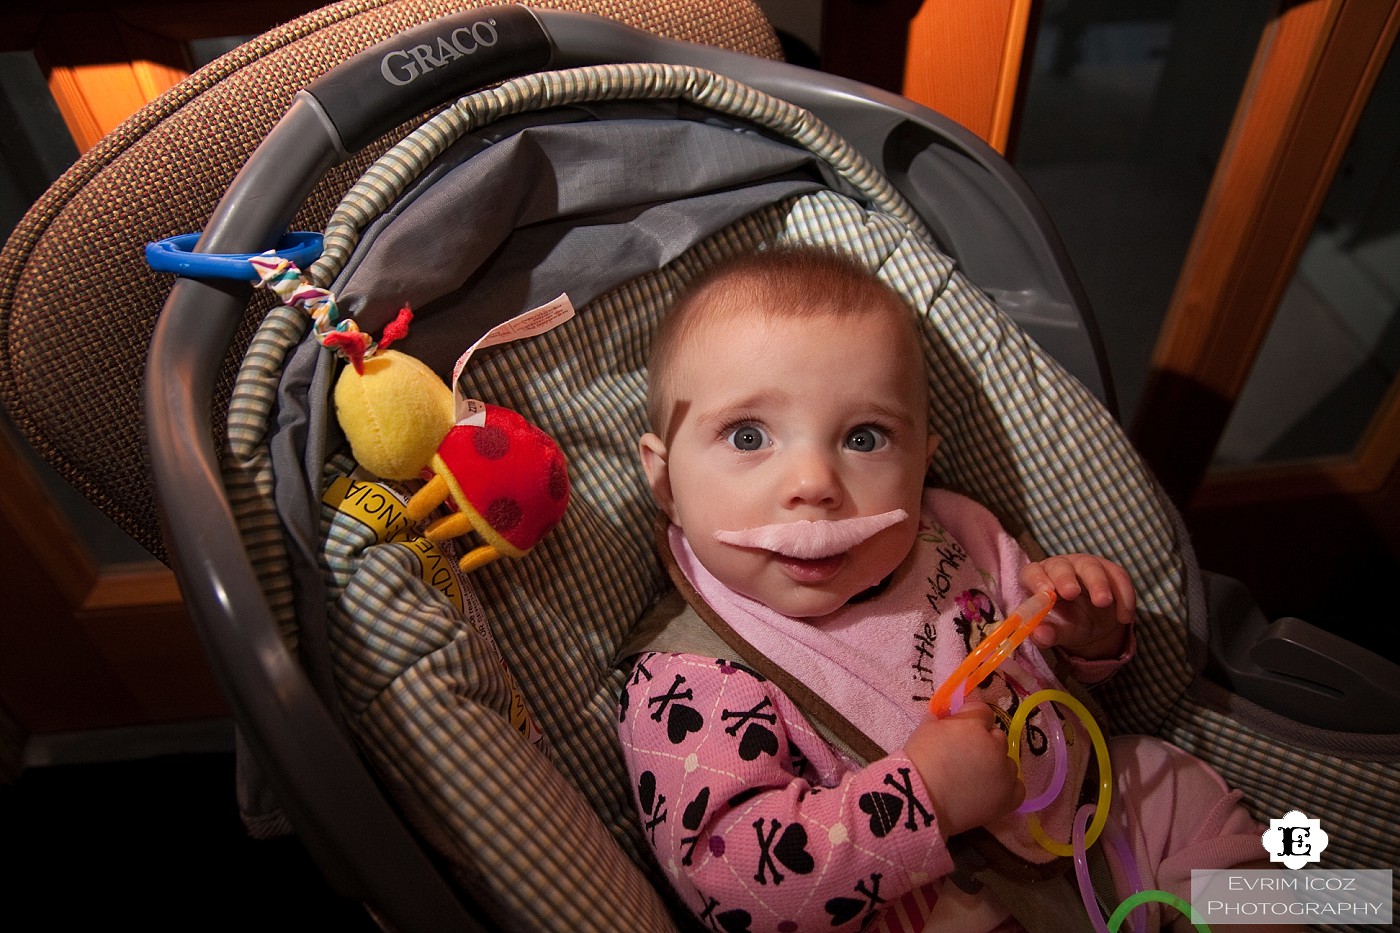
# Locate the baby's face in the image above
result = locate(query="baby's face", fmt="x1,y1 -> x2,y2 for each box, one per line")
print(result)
641,307 -> 936,618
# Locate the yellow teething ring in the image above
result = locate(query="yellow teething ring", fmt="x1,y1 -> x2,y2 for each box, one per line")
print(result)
1007,688 -> 1112,856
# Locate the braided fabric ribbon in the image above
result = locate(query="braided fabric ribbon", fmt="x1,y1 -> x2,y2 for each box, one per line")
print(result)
249,254 -> 408,373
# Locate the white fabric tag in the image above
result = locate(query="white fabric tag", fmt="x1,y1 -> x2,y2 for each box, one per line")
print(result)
457,397 -> 488,427
451,293 -> 575,422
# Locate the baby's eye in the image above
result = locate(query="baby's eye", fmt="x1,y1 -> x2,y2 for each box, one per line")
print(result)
845,426 -> 889,453
725,424 -> 770,451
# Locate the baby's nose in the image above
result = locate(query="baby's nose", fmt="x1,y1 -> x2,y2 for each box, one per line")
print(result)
783,448 -> 843,509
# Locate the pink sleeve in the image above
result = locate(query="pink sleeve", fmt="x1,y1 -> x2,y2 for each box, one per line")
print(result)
1057,626 -> 1136,685
618,651 -> 955,933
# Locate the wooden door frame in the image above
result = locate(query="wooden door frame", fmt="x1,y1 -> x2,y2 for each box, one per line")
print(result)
1,2 -> 323,772
1131,0 -> 1400,506
0,422 -> 227,779
821,0 -> 1039,156
831,0 -> 1400,506
823,0 -> 1400,642
900,0 -> 1038,155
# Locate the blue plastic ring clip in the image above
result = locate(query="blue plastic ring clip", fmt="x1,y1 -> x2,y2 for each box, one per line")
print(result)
145,231 -> 324,279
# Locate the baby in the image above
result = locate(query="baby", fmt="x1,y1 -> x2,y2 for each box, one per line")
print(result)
617,245 -> 1275,933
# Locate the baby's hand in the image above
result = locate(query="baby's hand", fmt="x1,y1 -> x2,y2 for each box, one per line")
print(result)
1020,554 -> 1134,661
903,702 -> 1022,838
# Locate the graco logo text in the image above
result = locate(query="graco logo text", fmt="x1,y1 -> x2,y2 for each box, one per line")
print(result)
379,20 -> 500,86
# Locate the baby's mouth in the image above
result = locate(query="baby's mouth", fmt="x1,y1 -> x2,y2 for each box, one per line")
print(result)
772,552 -> 849,584
713,509 -> 909,560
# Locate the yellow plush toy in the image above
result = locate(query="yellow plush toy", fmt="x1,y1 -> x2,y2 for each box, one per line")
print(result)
333,348 -> 455,480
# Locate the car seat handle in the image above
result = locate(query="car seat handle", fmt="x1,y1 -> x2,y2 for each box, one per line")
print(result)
305,4 -> 553,154
1204,572 -> 1400,733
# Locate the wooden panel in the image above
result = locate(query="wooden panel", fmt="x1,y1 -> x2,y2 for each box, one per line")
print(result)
34,12 -> 192,152
901,0 -> 1037,153
1131,0 -> 1400,503
21,3 -> 323,152
785,1 -> 1041,152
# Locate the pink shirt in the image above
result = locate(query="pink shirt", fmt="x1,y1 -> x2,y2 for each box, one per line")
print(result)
617,489 -> 1131,933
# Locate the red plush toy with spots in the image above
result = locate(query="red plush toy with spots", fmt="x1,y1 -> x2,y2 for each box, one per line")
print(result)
406,404 -> 571,573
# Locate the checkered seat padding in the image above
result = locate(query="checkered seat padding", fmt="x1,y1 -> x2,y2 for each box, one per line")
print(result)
224,64 -> 1400,932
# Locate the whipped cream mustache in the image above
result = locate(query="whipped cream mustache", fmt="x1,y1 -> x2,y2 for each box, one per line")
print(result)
713,509 -> 909,560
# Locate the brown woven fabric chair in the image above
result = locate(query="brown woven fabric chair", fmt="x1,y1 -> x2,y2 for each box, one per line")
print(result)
0,0 -> 781,563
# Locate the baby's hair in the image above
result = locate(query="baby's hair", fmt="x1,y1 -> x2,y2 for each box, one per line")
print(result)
646,244 -> 923,434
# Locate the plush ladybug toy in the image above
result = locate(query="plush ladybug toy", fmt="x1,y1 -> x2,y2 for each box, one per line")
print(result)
406,405 -> 570,573
333,345 -> 570,574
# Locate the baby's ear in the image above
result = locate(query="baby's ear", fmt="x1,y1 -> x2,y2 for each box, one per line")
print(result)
638,433 -> 676,518
925,430 -> 941,467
